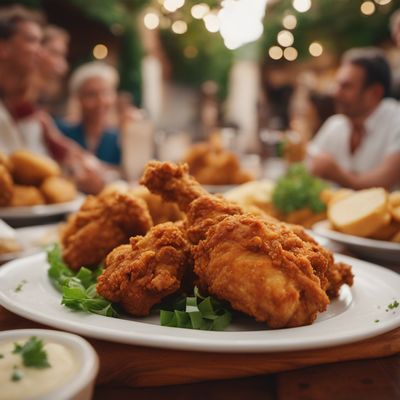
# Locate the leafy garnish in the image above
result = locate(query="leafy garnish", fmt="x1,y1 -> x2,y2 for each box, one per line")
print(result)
388,300 -> 399,310
14,280 -> 27,292
13,337 -> 50,369
272,163 -> 327,214
47,246 -> 231,330
374,319 -> 379,323
160,288 -> 232,331
0,354 -> 3,359
11,367 -> 23,381
47,245 -> 119,317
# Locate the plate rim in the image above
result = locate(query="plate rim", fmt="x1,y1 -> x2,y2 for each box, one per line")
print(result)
0,194 -> 85,219
0,252 -> 399,353
312,220 -> 400,251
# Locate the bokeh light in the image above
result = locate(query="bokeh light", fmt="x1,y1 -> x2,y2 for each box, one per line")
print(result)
277,30 -> 294,47
171,20 -> 187,34
92,44 -> 108,60
293,0 -> 312,13
309,42 -> 323,57
191,3 -> 210,19
282,14 -> 297,30
284,47 -> 298,61
269,46 -> 283,60
360,1 -> 375,15
144,12 -> 160,30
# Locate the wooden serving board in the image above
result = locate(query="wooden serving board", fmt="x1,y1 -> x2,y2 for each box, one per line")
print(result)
1,306 -> 399,387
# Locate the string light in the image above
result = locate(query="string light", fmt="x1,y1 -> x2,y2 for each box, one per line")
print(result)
374,0 -> 391,5
144,13 -> 160,30
284,47 -> 298,61
282,14 -> 297,30
360,1 -> 375,15
163,0 -> 185,13
171,20 -> 187,34
93,44 -> 108,60
191,3 -> 210,19
309,42 -> 323,57
269,46 -> 283,60
277,30 -> 294,47
293,0 -> 311,13
203,13 -> 220,33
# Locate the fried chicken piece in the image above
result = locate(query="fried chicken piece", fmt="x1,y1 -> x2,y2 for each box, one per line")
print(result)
325,262 -> 354,299
141,161 -> 353,328
97,222 -> 192,316
128,186 -> 183,225
10,150 -> 60,186
40,176 -> 77,204
183,140 -> 253,185
61,192 -> 153,270
0,165 -> 13,206
9,185 -> 45,206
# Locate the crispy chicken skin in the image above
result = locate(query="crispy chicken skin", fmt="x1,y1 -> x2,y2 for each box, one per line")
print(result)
140,161 -> 353,328
0,165 -> 13,206
61,192 -> 153,270
97,222 -> 192,316
183,140 -> 253,185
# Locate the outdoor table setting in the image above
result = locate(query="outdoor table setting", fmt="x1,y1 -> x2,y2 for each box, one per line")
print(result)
1,160 -> 399,400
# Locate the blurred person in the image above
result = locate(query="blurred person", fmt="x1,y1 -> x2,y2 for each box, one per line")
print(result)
57,62 -> 121,166
308,48 -> 400,190
390,9 -> 400,48
36,24 -> 69,113
0,8 -> 109,194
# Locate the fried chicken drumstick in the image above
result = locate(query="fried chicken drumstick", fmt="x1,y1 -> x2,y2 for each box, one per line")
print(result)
141,161 -> 353,328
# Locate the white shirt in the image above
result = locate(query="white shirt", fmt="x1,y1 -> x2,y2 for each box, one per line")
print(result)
0,100 -> 49,156
310,98 -> 400,173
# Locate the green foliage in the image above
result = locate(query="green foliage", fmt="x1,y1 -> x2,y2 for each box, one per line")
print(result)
47,245 -> 119,317
272,163 -> 327,214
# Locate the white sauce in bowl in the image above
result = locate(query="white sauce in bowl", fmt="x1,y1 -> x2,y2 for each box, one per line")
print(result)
0,338 -> 77,400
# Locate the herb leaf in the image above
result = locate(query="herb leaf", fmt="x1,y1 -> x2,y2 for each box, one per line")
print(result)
13,337 -> 50,369
160,288 -> 232,331
47,245 -> 119,317
388,300 -> 399,310
272,163 -> 327,214
11,368 -> 23,381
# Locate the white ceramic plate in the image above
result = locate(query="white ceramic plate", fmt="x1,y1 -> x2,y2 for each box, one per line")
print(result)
0,224 -> 60,264
203,184 -> 238,194
0,195 -> 84,220
0,253 -> 399,353
313,220 -> 400,263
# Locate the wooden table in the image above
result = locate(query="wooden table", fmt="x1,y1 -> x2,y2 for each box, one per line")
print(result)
1,305 -> 399,400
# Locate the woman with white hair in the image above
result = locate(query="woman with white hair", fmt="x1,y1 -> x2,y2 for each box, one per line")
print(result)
57,61 -> 121,165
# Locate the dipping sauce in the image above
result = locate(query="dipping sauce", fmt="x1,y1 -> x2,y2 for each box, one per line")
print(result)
0,337 -> 77,400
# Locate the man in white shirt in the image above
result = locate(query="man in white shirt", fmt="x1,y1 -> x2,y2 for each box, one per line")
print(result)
309,48 -> 400,190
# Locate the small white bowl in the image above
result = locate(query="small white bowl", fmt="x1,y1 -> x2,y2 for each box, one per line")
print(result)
0,329 -> 99,400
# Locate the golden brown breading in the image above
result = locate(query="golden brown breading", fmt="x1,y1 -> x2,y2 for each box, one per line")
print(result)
141,161 -> 354,328
10,150 -> 60,186
61,192 -> 153,270
193,215 -> 330,328
128,186 -> 183,225
0,165 -> 13,206
9,185 -> 45,206
97,222 -> 192,316
0,151 -> 12,170
40,176 -> 77,204
325,262 -> 354,299
183,141 -> 253,185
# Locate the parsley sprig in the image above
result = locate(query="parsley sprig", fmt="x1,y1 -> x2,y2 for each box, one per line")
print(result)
272,163 -> 327,214
160,287 -> 232,331
47,245 -> 119,317
13,337 -> 50,369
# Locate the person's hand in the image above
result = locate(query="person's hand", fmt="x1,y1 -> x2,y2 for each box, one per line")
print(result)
309,152 -> 341,180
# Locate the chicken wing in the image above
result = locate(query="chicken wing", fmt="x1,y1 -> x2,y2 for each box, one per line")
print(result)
61,192 -> 153,269
96,222 -> 192,316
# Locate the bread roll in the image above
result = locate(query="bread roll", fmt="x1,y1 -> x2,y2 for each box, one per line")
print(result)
328,188 -> 391,237
388,191 -> 400,223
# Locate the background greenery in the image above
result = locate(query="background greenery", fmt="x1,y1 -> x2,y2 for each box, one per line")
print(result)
2,0 -> 397,102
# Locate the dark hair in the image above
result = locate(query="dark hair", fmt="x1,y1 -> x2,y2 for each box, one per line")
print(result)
0,7 -> 42,41
343,47 -> 392,98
